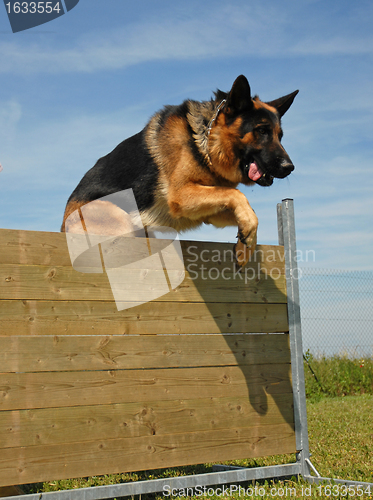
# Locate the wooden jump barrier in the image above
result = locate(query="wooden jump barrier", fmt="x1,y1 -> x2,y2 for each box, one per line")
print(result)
1,199 -> 359,500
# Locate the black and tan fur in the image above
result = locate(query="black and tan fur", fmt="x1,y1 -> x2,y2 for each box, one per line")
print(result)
62,75 -> 298,266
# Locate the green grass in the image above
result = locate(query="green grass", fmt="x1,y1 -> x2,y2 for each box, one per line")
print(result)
304,352 -> 373,401
23,356 -> 373,499
307,395 -> 373,482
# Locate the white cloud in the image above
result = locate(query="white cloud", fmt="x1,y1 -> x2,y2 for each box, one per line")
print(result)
0,7 -> 272,74
1,2 -> 372,75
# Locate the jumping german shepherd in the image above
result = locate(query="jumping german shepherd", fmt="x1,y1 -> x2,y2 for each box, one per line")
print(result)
61,75 -> 298,267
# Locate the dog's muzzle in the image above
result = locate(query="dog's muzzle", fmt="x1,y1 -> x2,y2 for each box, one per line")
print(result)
243,158 -> 294,186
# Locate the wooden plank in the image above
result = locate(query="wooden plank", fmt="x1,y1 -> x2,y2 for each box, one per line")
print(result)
0,393 -> 294,448
0,228 -> 68,266
0,334 -> 290,372
0,364 -> 292,411
0,264 -> 287,303
0,228 -> 284,272
0,300 -> 288,335
0,424 -> 296,487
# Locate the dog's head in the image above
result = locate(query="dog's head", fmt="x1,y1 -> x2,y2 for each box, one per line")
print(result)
209,75 -> 298,186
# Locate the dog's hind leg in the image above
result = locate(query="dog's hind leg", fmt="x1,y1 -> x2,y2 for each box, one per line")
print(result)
62,199 -> 136,237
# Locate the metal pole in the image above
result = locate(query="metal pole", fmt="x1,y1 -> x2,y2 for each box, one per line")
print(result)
277,203 -> 284,246
279,199 -> 311,478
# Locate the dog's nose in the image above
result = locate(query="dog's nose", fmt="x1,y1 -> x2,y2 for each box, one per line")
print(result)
283,162 -> 294,172
280,160 -> 295,176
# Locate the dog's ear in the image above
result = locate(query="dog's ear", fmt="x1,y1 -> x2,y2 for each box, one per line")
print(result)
225,75 -> 253,114
266,90 -> 299,117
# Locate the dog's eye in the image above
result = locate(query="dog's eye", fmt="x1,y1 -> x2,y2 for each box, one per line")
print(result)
256,126 -> 270,136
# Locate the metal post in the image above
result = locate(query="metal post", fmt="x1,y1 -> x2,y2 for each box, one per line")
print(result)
277,203 -> 284,246
278,199 -> 311,478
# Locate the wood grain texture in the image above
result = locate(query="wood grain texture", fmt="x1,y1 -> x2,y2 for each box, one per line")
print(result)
0,229 -> 284,271
0,424 -> 296,487
0,300 -> 289,335
0,264 -> 286,303
0,364 -> 292,411
0,333 -> 290,372
1,393 -> 295,449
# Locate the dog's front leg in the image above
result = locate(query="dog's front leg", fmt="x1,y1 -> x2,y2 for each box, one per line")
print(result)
204,209 -> 238,228
168,184 -> 258,267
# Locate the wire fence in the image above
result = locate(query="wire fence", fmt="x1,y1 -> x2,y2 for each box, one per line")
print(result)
298,268 -> 373,359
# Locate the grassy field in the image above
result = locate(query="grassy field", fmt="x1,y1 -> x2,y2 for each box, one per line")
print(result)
304,352 -> 373,400
24,356 -> 373,499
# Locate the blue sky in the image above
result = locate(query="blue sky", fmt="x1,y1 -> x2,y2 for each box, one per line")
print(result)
1,0 -> 373,270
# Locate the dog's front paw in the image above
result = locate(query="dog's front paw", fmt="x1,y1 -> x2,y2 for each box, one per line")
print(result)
234,229 -> 257,270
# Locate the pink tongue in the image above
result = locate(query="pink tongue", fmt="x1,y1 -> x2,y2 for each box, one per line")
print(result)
248,162 -> 263,181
